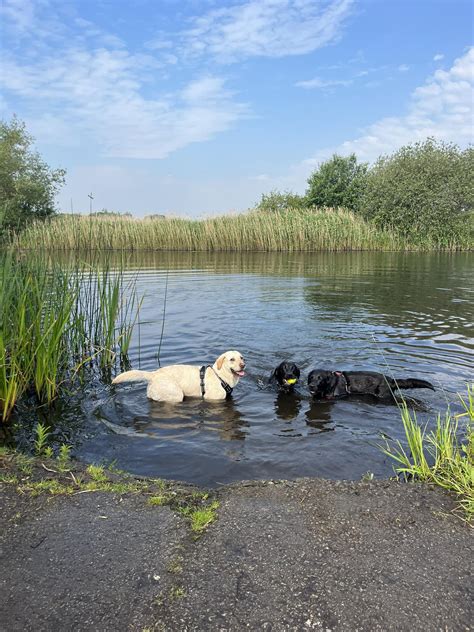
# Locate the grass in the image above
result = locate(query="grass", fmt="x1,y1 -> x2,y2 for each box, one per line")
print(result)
0,448 -> 220,534
0,250 -> 141,423
10,206 -> 469,252
380,386 -> 474,521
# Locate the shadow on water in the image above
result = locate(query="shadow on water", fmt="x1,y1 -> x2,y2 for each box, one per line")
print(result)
10,251 -> 474,486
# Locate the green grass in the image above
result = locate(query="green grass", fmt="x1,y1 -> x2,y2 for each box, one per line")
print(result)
0,250 -> 141,423
10,206 -> 468,252
380,387 -> 474,521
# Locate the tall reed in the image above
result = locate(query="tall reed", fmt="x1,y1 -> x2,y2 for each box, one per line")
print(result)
11,207 -> 468,252
0,251 -> 141,423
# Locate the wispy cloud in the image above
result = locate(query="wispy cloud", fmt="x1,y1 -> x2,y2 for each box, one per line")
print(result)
398,64 -> 410,72
2,48 -> 248,158
295,77 -> 353,90
0,1 -> 249,159
433,53 -> 445,62
182,0 -> 354,63
302,47 -> 474,166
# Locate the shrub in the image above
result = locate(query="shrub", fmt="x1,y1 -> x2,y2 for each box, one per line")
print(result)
255,189 -> 306,212
361,139 -> 474,244
305,153 -> 368,212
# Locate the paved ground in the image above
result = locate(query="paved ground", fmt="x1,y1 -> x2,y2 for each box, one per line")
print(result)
0,475 -> 472,631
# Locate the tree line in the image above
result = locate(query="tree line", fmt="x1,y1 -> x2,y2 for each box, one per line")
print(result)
1,116 -> 473,244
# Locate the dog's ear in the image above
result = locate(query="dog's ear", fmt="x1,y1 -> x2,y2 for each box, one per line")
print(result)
216,354 -> 226,370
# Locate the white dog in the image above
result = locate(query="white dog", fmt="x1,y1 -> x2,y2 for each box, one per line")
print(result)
112,350 -> 246,403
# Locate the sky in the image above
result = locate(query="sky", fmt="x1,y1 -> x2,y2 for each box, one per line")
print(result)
1,0 -> 473,217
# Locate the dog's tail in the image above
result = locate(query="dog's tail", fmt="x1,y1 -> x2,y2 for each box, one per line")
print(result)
112,370 -> 155,385
391,378 -> 435,391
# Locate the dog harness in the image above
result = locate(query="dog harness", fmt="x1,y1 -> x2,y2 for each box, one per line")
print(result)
199,365 -> 233,398
333,371 -> 351,396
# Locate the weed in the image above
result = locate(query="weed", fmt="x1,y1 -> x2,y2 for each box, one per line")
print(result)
169,586 -> 186,600
380,390 -> 473,521
0,473 -> 18,484
86,464 -> 108,482
148,495 -> 169,506
57,444 -> 72,471
188,500 -> 219,533
34,423 -> 51,456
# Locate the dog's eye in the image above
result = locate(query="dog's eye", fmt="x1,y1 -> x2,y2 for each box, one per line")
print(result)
230,358 -> 235,362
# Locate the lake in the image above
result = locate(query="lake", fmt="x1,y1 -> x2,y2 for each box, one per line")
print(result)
21,251 -> 474,486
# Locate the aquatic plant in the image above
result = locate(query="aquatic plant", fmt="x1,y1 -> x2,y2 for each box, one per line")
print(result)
0,250 -> 141,423
380,388 -> 474,521
10,206 -> 468,252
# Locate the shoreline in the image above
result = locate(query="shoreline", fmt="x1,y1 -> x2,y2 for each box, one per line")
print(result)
1,454 -> 472,630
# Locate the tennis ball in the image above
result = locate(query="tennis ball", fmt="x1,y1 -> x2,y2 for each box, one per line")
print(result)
286,378 -> 297,385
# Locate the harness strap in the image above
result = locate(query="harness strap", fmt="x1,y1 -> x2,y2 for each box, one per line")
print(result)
200,365 -> 233,398
200,365 -> 207,397
334,371 -> 350,395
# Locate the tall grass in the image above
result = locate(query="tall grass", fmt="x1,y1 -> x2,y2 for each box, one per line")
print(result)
380,388 -> 474,521
10,207 -> 466,252
0,251 -> 141,423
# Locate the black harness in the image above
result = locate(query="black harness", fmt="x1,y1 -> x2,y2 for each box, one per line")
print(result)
200,365 -> 233,398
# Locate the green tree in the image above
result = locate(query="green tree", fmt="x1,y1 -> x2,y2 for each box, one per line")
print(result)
0,117 -> 66,233
305,153 -> 368,211
361,138 -> 474,243
255,189 -> 306,212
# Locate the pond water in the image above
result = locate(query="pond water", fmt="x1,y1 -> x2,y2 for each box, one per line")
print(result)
26,252 -> 474,486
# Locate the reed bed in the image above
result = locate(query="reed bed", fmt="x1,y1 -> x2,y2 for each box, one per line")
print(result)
0,251 -> 141,423
10,207 -> 459,252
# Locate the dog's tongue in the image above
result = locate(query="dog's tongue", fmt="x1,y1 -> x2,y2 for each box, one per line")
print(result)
235,370 -> 245,377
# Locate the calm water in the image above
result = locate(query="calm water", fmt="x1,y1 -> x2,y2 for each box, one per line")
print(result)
44,252 -> 474,485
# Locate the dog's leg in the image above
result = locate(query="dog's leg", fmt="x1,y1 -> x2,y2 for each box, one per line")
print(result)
147,376 -> 184,403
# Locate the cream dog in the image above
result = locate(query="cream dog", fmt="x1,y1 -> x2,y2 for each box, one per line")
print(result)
112,350 -> 246,403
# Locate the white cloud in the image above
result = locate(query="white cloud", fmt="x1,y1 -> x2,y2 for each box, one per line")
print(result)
295,77 -> 353,89
433,53 -> 445,62
183,0 -> 354,62
302,47 -> 474,167
1,4 -> 248,161
398,64 -> 410,72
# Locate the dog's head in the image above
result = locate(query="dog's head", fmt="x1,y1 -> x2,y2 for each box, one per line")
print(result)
271,361 -> 301,389
214,350 -> 246,383
307,370 -> 338,399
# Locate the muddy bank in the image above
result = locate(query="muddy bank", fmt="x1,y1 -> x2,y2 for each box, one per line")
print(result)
0,459 -> 472,631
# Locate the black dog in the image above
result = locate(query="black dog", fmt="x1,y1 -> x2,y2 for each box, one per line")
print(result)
308,369 -> 434,401
269,361 -> 301,391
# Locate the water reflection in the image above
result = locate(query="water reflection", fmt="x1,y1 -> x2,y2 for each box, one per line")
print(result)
274,392 -> 303,420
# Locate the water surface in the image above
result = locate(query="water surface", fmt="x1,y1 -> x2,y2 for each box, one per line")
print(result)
58,252 -> 474,485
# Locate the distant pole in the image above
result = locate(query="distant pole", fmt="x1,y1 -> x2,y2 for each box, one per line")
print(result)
88,192 -> 94,252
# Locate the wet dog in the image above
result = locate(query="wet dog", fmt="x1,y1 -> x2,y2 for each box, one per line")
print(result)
269,361 -> 301,391
308,369 -> 434,401
112,350 -> 245,403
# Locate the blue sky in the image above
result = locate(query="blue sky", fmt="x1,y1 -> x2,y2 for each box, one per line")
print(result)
1,0 -> 473,216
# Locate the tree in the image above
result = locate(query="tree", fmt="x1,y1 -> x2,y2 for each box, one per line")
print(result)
255,189 -> 306,212
0,117 -> 66,233
361,138 -> 474,242
305,153 -> 368,211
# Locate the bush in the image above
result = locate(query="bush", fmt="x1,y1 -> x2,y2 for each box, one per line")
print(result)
255,189 -> 306,212
0,117 -> 66,233
361,139 -> 474,243
305,153 -> 368,212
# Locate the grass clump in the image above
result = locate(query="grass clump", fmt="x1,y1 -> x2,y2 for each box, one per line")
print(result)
381,386 -> 473,521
